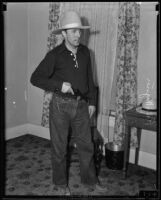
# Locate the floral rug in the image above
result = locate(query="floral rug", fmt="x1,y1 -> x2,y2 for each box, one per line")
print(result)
5,134 -> 157,198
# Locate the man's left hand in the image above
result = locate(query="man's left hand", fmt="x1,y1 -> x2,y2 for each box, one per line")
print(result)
88,105 -> 96,118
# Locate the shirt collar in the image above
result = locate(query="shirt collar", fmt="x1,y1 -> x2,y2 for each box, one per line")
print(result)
58,40 -> 83,54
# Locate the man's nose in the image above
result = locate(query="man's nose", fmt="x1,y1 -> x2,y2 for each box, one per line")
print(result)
75,30 -> 81,37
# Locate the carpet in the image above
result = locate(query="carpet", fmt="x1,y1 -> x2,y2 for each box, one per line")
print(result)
5,134 -> 157,197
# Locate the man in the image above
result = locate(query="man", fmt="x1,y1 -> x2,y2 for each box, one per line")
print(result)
30,10 -> 106,195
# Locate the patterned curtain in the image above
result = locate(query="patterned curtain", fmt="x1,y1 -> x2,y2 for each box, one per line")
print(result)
41,2 -> 63,127
113,2 -> 140,147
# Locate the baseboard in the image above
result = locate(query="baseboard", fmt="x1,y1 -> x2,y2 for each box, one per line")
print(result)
5,123 -> 50,140
5,123 -> 156,170
129,148 -> 156,170
27,124 -> 50,140
5,124 -> 28,140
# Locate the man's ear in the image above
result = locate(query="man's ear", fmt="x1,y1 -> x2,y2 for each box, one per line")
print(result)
62,30 -> 66,38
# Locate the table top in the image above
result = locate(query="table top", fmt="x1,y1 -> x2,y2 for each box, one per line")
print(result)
124,107 -> 157,131
124,106 -> 157,120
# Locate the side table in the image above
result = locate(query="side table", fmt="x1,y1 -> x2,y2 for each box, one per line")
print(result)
123,107 -> 157,178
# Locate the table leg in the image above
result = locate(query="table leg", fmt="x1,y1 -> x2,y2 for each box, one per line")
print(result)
135,128 -> 142,165
123,125 -> 131,178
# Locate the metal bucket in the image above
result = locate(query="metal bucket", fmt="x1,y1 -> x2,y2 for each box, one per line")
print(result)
105,142 -> 124,170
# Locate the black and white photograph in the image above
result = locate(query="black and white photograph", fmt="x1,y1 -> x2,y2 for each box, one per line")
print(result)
1,2 -> 159,199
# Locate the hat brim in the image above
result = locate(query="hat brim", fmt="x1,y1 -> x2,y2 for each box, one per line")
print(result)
53,26 -> 90,34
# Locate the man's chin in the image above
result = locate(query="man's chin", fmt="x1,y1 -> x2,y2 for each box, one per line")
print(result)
75,44 -> 79,47
74,41 -> 80,46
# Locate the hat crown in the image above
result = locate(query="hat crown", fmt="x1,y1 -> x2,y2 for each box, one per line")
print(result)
53,10 -> 90,34
60,11 -> 82,29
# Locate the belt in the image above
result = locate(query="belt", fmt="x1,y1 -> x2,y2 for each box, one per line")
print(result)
54,89 -> 87,101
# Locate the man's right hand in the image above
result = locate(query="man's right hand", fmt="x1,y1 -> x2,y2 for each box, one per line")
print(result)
61,82 -> 74,95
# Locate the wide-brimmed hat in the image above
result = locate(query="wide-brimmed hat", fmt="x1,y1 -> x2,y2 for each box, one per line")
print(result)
53,11 -> 90,34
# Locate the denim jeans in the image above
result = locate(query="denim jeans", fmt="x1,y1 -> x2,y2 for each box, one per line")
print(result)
49,93 -> 98,186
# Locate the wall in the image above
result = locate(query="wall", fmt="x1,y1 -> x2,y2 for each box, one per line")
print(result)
4,3 -> 28,128
137,3 -> 157,155
137,3 -> 157,102
27,3 -> 49,125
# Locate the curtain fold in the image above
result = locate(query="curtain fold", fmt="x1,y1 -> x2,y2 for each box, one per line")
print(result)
41,2 -> 63,127
113,2 -> 140,147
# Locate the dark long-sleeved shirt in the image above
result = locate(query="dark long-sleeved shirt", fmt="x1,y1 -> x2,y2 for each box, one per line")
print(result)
30,41 -> 97,106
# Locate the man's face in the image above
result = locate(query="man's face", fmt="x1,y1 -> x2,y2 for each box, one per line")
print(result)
63,28 -> 82,48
